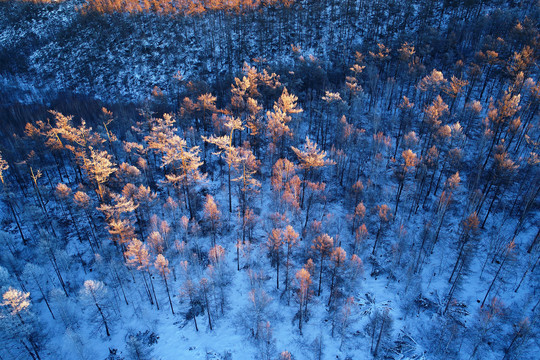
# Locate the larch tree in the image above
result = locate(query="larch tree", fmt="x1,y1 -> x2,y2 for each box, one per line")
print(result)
208,244 -> 228,315
432,172 -> 461,246
373,204 -> 392,255
267,228 -> 283,289
203,194 -> 221,247
311,233 -> 334,296
445,212 -> 480,313
195,93 -> 217,134
283,225 -> 299,303
295,268 -> 311,335
125,239 -> 157,308
353,223 -> 369,256
155,254 -> 174,314
291,136 -> 335,209
327,247 -> 346,306
481,240 -> 515,308
266,87 -> 303,155
443,75 -> 469,112
56,183 -> 87,249
83,148 -> 117,202
203,116 -> 243,213
98,194 -> 138,249
233,144 -> 261,243
271,158 -> 296,202
350,201 -> 366,235
161,134 -> 206,220
394,149 -> 418,215
421,95 -> 448,155
1,287 -> 42,360
73,190 -> 99,247
79,280 -> 111,337
22,264 -> 55,320
199,277 -> 213,330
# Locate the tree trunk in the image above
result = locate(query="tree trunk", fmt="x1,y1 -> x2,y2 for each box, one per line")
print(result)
318,254 -> 324,296
164,276 -> 174,315
373,314 -> 386,356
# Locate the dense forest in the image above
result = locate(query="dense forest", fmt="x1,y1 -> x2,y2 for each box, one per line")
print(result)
0,0 -> 539,359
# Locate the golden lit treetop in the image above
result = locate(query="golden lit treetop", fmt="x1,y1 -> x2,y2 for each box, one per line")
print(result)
291,137 -> 335,170
2,288 -> 30,315
419,69 -> 447,92
125,239 -> 150,271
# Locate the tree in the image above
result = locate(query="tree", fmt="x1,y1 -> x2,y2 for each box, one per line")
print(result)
125,239 -> 156,307
443,75 -> 469,112
79,280 -> 111,337
22,264 -> 55,320
203,116 -> 243,213
233,144 -> 261,243
283,225 -> 299,303
481,240 -> 515,308
327,247 -> 346,306
161,134 -> 206,220
83,148 -> 117,202
267,229 -> 283,289
98,194 -> 138,248
369,308 -> 392,357
208,244 -> 228,315
199,278 -> 213,330
350,202 -> 366,234
271,158 -> 296,202
73,190 -> 99,247
247,288 -> 273,340
295,268 -> 311,335
155,254 -> 174,314
394,149 -> 418,215
1,287 -> 42,360
266,87 -> 303,155
56,183 -> 87,249
203,194 -> 221,247
291,137 -> 335,208
311,233 -> 334,296
373,204 -> 392,255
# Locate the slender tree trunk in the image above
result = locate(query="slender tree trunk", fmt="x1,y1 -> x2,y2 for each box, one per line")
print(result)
203,289 -> 213,330
373,315 -> 386,356
148,273 -> 159,310
163,276 -> 174,314
96,302 -> 110,336
481,255 -> 507,308
318,254 -> 324,296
